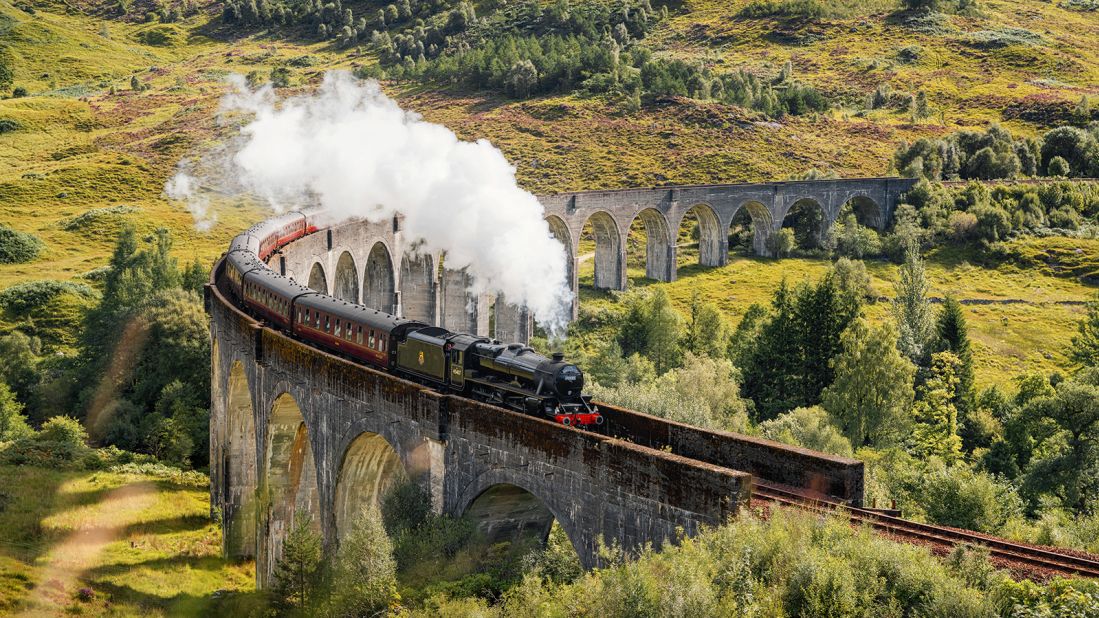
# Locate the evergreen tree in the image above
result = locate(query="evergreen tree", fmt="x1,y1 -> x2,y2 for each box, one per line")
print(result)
893,243 -> 935,367
935,296 -> 975,424
683,291 -> 726,359
740,281 -> 800,419
910,352 -> 964,463
795,273 -> 858,404
822,318 -> 916,447
272,513 -> 324,611
1070,293 -> 1099,367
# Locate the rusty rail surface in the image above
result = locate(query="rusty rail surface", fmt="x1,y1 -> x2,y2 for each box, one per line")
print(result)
751,482 -> 1099,579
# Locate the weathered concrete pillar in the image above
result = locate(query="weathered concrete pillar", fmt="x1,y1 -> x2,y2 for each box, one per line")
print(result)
494,295 -> 532,344
441,268 -> 491,336
399,253 -> 438,324
663,242 -> 678,282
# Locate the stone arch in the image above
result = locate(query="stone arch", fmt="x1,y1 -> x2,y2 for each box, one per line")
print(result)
627,208 -> 673,282
840,194 -> 884,230
333,251 -> 359,303
678,203 -> 723,270
460,481 -> 585,566
262,392 -> 321,584
364,241 -> 396,314
307,262 -> 328,294
400,253 -> 436,323
781,197 -> 827,251
579,211 -> 624,290
332,432 -> 408,542
730,201 -> 774,256
545,215 -> 575,287
225,361 -> 258,559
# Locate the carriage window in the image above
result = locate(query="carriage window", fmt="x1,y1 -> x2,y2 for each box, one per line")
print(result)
325,316 -> 330,332
335,320 -> 341,337
380,338 -> 385,352
369,332 -> 375,348
357,326 -> 363,344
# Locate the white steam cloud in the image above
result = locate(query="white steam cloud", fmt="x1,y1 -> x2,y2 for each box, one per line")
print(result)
167,71 -> 572,335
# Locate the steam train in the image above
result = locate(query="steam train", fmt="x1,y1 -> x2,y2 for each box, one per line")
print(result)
217,211 -> 602,427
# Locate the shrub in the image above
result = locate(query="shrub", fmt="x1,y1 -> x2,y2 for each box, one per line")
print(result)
0,225 -> 44,264
60,205 -> 141,233
11,86 -> 27,98
1048,155 -> 1071,177
135,24 -> 183,46
0,118 -> 20,134
0,280 -> 96,316
767,228 -> 796,257
38,415 -> 89,447
759,406 -> 853,456
962,28 -> 1043,49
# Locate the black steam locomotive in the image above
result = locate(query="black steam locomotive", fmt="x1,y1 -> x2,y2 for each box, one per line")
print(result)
217,211 -> 602,427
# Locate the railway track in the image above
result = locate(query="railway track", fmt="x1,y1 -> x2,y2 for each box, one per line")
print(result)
751,482 -> 1099,579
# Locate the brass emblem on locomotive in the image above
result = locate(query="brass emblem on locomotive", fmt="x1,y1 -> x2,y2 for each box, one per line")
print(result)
418,351 -> 425,365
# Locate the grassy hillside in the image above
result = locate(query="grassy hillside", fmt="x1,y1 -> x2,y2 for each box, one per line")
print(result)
0,0 -> 1096,372
0,464 -> 257,616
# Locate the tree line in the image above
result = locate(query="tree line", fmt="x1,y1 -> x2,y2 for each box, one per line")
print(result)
0,228 -> 210,469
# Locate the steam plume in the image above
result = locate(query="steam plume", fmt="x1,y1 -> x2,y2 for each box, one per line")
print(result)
167,72 -> 572,335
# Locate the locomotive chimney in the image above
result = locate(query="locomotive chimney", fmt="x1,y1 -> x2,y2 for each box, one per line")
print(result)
552,352 -> 564,362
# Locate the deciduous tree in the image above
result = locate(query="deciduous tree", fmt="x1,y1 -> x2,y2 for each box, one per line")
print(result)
822,318 -> 915,447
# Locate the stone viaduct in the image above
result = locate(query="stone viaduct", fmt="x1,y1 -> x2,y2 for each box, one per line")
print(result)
269,177 -> 915,336
210,178 -> 904,586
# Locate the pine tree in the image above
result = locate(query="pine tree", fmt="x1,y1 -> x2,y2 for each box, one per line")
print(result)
1070,293 -> 1099,367
272,513 -> 323,611
823,318 -> 916,447
935,295 -> 975,418
893,243 -> 935,367
741,281 -> 800,420
795,273 -> 858,404
910,351 -> 963,463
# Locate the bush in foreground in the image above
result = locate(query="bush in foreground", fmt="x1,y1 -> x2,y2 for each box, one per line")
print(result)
413,509 -> 1099,616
